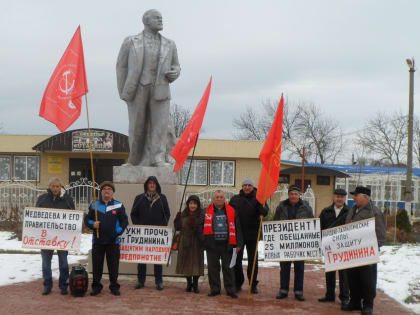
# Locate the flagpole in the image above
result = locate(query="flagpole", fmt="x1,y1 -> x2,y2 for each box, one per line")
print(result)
247,154 -> 274,300
167,136 -> 199,266
301,147 -> 305,192
84,95 -> 99,239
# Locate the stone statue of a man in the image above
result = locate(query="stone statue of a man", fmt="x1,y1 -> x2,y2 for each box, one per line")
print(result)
116,9 -> 181,166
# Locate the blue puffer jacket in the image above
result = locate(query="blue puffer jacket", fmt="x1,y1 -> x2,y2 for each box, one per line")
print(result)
84,199 -> 128,245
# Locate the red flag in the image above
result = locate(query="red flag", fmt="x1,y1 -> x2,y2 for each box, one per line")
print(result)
256,95 -> 284,204
171,77 -> 212,172
39,26 -> 88,132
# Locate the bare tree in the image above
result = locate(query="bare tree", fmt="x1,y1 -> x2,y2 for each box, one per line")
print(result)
169,104 -> 192,137
233,99 -> 344,164
292,103 -> 343,164
356,111 -> 407,165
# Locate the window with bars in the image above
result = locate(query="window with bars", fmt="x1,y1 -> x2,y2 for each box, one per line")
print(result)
13,156 -> 39,181
0,156 -> 11,181
180,159 -> 208,185
210,160 -> 235,186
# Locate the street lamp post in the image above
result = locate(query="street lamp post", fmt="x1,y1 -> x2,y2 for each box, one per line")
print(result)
405,58 -> 415,202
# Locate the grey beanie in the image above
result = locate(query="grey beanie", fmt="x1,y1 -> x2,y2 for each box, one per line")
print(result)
242,178 -> 255,187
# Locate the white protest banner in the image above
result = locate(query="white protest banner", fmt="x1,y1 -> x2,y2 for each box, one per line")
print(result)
22,207 -> 84,251
119,225 -> 172,265
322,218 -> 379,272
262,218 -> 322,261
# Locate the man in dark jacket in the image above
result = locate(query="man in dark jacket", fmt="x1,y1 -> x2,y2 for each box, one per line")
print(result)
200,190 -> 243,298
36,177 -> 75,296
274,185 -> 314,301
229,178 -> 268,294
342,186 -> 386,315
318,188 -> 350,305
131,176 -> 171,290
84,181 -> 128,296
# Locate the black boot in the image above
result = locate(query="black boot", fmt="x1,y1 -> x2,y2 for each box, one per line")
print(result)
193,276 -> 200,294
186,277 -> 193,292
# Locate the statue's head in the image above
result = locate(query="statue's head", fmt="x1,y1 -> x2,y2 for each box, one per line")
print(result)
142,9 -> 163,32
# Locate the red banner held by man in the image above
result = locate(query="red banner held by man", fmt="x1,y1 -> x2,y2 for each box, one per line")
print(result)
171,77 -> 212,172
256,95 -> 284,205
39,26 -> 88,132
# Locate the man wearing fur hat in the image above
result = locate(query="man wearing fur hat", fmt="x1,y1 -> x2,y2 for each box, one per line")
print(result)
84,181 -> 129,296
274,184 -> 314,301
229,178 -> 268,294
342,186 -> 386,315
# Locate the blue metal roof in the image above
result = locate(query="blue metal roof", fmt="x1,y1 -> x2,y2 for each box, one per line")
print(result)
281,160 -> 420,177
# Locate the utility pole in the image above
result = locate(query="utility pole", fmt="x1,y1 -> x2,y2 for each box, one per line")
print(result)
405,58 -> 415,202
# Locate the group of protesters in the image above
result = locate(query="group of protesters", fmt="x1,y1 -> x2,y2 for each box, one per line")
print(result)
36,175 -> 386,315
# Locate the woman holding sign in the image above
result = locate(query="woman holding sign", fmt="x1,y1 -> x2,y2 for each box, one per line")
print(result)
174,195 -> 204,293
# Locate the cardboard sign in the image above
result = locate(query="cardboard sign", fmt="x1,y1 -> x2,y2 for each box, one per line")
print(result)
322,218 -> 379,272
22,207 -> 84,251
119,225 -> 172,265
262,218 -> 322,261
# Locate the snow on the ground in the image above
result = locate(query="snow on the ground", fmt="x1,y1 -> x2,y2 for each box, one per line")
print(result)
0,231 -> 92,255
1,231 -> 420,313
0,231 -> 92,286
0,254 -> 84,286
378,244 -> 420,314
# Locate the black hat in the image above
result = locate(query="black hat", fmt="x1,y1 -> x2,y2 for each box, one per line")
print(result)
350,186 -> 371,196
100,181 -> 115,192
333,188 -> 347,196
288,185 -> 301,193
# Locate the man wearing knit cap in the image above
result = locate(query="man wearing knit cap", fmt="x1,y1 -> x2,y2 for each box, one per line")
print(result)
84,181 -> 128,296
274,184 -> 314,301
318,188 -> 350,306
229,178 -> 268,294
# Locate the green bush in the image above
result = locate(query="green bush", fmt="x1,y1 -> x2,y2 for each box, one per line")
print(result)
396,209 -> 412,233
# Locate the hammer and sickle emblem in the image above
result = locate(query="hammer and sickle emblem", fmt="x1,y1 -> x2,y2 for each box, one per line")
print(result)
59,70 -> 75,95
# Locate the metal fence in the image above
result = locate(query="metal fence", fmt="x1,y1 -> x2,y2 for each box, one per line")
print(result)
0,182 -> 46,220
185,184 -> 316,218
266,184 -> 316,217
65,178 -> 100,211
336,176 -> 420,221
0,178 -> 99,221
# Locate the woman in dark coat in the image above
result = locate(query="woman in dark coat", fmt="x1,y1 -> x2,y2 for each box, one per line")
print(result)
174,195 -> 204,293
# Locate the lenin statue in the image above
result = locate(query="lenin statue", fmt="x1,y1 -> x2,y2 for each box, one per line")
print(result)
116,9 -> 181,166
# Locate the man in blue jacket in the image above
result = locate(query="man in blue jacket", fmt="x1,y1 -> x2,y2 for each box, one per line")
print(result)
131,176 -> 170,290
84,181 -> 128,296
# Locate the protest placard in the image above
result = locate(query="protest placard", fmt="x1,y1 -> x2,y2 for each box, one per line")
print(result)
22,207 -> 84,251
262,218 -> 322,261
119,225 -> 172,264
322,218 -> 379,272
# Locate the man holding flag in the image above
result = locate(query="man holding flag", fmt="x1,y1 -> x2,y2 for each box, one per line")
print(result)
245,95 -> 284,299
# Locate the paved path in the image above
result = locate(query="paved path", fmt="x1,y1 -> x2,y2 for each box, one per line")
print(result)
0,264 -> 413,315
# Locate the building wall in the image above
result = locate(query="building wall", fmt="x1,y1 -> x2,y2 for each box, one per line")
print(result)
39,152 -> 128,187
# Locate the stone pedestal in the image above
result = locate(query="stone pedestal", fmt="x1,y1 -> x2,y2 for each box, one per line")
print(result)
87,166 -> 184,277
113,165 -> 178,185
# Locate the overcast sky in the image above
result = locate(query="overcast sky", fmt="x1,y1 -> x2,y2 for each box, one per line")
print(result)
1,0 -> 419,163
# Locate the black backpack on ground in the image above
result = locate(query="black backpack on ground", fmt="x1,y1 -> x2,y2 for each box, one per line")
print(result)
69,265 -> 89,297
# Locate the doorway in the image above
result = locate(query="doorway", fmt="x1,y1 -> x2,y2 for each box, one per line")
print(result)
69,158 -> 124,184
